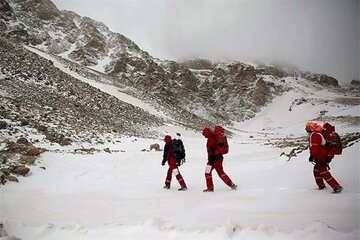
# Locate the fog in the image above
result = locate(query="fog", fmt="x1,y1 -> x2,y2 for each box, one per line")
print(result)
52,0 -> 359,85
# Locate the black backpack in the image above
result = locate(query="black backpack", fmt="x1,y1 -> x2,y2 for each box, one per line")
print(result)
171,139 -> 186,165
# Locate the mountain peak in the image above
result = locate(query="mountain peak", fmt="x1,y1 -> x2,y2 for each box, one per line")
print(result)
0,0 -> 349,141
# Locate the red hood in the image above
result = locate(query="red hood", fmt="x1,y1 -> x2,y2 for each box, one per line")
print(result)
202,128 -> 212,138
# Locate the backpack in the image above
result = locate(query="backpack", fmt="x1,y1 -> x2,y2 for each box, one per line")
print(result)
215,134 -> 229,155
171,139 -> 186,165
322,123 -> 342,155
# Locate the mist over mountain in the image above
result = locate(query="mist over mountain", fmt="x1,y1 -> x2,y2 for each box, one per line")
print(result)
0,0 -> 358,142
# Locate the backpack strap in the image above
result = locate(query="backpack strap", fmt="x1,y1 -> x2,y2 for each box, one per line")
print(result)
310,132 -> 326,147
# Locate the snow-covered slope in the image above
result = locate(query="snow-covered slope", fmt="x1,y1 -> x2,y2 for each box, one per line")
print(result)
1,0 -> 351,128
1,86 -> 359,240
24,46 -> 172,120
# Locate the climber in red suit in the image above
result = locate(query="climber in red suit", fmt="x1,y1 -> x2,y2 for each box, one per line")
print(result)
306,122 -> 343,193
202,127 -> 237,192
161,135 -> 187,191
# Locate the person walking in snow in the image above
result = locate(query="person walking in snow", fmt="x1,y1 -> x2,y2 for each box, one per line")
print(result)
306,122 -> 343,193
202,126 -> 237,192
161,135 -> 187,191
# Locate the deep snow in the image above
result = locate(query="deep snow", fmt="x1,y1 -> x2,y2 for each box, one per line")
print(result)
1,135 -> 359,239
1,102 -> 359,240
1,48 -> 359,240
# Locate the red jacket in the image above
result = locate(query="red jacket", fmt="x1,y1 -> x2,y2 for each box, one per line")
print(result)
309,132 -> 334,163
203,127 -> 223,161
206,134 -> 216,155
162,135 -> 175,165
206,134 -> 224,160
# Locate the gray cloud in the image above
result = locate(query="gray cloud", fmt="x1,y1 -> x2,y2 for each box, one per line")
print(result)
53,0 -> 359,85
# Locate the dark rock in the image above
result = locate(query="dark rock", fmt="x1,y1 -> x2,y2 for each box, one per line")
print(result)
25,146 -> 41,156
21,155 -> 36,165
17,137 -> 30,145
20,119 -> 29,126
12,165 -> 30,176
0,121 -> 7,129
6,175 -> 19,182
5,141 -> 27,153
351,80 -> 359,86
1,168 -> 10,176
149,143 -> 160,151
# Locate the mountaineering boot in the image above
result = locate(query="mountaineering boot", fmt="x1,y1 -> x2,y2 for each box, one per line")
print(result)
231,183 -> 238,190
332,186 -> 343,194
178,186 -> 187,191
203,189 -> 214,192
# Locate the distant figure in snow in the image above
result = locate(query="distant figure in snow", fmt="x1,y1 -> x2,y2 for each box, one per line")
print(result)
306,122 -> 343,193
202,126 -> 237,192
161,135 -> 187,191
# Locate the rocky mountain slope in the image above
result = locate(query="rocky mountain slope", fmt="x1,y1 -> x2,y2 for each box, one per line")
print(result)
1,0 -> 351,130
0,37 -> 164,139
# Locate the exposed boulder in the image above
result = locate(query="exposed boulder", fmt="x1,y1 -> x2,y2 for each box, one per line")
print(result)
0,170 -> 5,184
301,73 -> 339,87
25,145 -> 42,156
6,175 -> 19,182
16,137 -> 30,145
149,143 -> 160,151
11,165 -> 30,176
5,141 -> 28,153
20,155 -> 36,165
351,80 -> 359,86
0,120 -> 7,129
1,168 -> 10,176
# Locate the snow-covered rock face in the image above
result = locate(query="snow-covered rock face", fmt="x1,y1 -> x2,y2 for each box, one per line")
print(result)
0,37 -> 164,142
1,0 -> 344,119
0,0 -> 354,140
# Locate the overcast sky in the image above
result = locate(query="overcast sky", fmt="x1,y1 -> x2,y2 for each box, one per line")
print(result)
52,0 -> 359,85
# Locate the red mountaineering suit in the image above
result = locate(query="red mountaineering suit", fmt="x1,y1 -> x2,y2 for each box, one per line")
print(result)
202,127 -> 236,192
308,126 -> 342,193
162,135 -> 187,190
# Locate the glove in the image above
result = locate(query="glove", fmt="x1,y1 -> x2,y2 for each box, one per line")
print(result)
161,160 -> 166,166
309,156 -> 314,162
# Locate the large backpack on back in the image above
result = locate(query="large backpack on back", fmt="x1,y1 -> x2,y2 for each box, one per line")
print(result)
171,139 -> 186,165
214,125 -> 229,155
215,134 -> 229,155
323,123 -> 342,155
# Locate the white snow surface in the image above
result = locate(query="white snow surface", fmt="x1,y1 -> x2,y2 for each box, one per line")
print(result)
1,48 -> 359,239
2,102 -> 359,239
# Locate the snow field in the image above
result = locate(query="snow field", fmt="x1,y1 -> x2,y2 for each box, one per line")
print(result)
1,136 -> 359,240
1,47 -> 359,239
